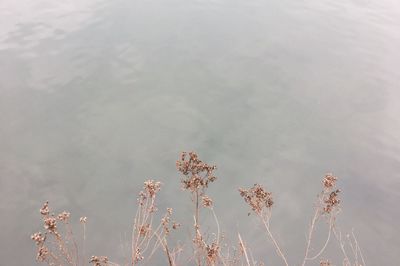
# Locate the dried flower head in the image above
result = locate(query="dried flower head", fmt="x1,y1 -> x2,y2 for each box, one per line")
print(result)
143,180 -> 161,198
138,223 -> 150,237
40,201 -> 50,216
176,152 -> 217,193
320,173 -> 341,214
172,222 -> 180,230
44,217 -> 57,233
323,173 -> 338,189
323,189 -> 341,214
57,211 -> 70,222
167,208 -> 173,215
134,248 -> 144,262
320,259 -> 331,266
202,195 -> 213,208
31,232 -> 45,246
36,246 -> 49,262
90,255 -> 109,266
161,215 -> 171,235
206,242 -> 220,264
239,184 -> 274,214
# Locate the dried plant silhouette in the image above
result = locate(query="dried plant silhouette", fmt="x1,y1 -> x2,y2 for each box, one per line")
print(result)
31,152 -> 365,266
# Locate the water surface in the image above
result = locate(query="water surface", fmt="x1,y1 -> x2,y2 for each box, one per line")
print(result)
1,0 -> 400,265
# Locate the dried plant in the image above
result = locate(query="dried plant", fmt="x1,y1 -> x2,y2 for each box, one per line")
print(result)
31,202 -> 82,266
239,184 -> 288,266
301,173 -> 341,266
31,152 -> 365,266
176,151 -> 217,230
176,152 -> 223,265
129,180 -> 180,266
332,227 -> 366,266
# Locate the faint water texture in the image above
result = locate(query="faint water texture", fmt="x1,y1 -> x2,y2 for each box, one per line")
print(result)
0,0 -> 400,265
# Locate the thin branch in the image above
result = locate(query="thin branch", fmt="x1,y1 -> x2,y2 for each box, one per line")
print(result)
260,215 -> 289,266
238,233 -> 251,266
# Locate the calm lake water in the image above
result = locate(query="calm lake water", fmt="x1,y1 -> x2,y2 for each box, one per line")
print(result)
1,0 -> 400,265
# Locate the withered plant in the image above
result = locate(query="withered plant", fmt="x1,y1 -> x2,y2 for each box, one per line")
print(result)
31,152 -> 365,266
301,173 -> 341,266
239,184 -> 289,266
129,180 -> 180,266
176,151 -> 223,265
31,201 -> 93,266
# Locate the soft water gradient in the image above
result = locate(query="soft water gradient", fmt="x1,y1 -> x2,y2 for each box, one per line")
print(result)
1,0 -> 400,265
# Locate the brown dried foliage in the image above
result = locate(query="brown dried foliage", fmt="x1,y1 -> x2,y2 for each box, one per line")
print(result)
239,184 -> 274,215
31,152 -> 365,266
176,151 -> 217,194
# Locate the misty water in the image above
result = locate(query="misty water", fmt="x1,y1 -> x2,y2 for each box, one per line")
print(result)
1,0 -> 400,265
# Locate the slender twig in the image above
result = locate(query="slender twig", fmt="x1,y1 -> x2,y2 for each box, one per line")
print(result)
302,207 -> 319,266
238,233 -> 251,266
260,215 -> 289,266
352,230 -> 366,266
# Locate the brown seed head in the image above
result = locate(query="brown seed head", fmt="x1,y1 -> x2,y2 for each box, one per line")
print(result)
36,246 -> 49,262
143,180 -> 161,198
239,184 -> 274,214
206,242 -> 220,264
43,217 -> 57,233
323,173 -> 338,189
202,195 -> 213,208
138,224 -> 150,237
89,256 -> 109,266
176,152 -> 217,193
57,211 -> 70,222
323,189 -> 341,214
172,222 -> 180,230
40,201 -> 50,216
320,260 -> 331,266
31,232 -> 45,246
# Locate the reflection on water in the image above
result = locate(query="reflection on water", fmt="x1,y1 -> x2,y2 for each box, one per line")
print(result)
1,0 -> 400,265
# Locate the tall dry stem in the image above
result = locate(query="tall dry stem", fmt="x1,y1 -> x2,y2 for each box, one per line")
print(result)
239,184 -> 289,266
302,173 -> 341,266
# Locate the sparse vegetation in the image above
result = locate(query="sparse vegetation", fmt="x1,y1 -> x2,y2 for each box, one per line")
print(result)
31,152 -> 365,266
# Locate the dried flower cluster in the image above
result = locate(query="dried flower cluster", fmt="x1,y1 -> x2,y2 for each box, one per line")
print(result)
239,184 -> 274,215
161,208 -> 177,236
323,173 -> 338,189
58,211 -> 71,222
176,152 -> 217,193
80,216 -> 87,224
205,242 -> 220,264
321,173 -> 341,215
323,189 -> 341,214
320,259 -> 331,266
143,180 -> 161,198
138,223 -> 151,237
31,201 -> 81,265
202,195 -> 213,208
89,255 -> 109,266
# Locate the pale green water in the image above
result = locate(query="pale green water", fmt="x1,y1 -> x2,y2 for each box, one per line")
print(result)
1,0 -> 400,265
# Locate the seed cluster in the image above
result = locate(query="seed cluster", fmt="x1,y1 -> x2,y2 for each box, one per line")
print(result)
239,184 -> 274,214
321,173 -> 341,214
176,152 -> 217,193
206,242 -> 220,264
323,189 -> 341,214
89,255 -> 109,266
31,201 -> 78,263
323,173 -> 337,189
202,195 -> 213,208
320,260 -> 331,266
